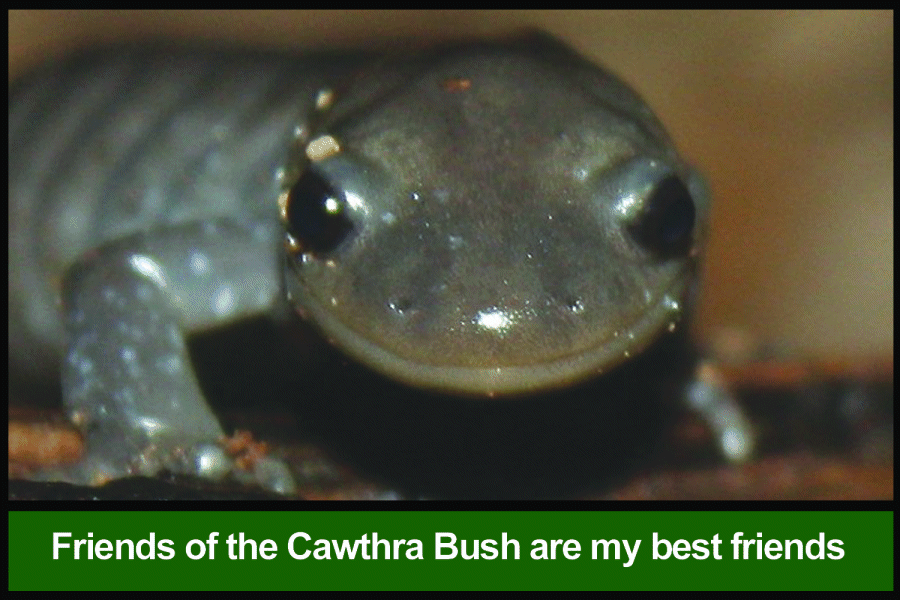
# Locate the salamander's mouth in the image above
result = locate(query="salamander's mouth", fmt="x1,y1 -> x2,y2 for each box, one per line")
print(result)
286,266 -> 692,397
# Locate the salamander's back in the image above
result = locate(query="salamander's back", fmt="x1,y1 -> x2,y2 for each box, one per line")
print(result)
8,46 -> 365,386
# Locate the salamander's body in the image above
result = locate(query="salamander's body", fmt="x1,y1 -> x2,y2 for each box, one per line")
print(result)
9,35 -> 747,495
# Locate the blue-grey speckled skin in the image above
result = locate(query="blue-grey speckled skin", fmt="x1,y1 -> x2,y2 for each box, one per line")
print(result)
9,36 -> 745,494
10,46 -> 367,492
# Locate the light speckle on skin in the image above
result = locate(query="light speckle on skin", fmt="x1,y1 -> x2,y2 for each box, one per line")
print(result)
136,416 -> 166,435
121,346 -> 142,378
475,308 -> 513,332
121,347 -> 136,363
315,88 -> 335,111
722,426 -> 752,463
615,192 -> 640,218
196,444 -> 230,478
77,358 -> 94,376
213,286 -> 235,316
129,254 -> 167,288
167,325 -> 182,347
663,296 -> 681,312
344,190 -> 367,215
156,355 -> 181,374
190,251 -> 210,275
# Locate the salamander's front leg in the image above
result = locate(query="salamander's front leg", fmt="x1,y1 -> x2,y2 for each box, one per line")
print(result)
47,219 -> 296,495
686,361 -> 755,464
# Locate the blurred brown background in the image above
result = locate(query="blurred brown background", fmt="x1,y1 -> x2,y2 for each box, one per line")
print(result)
9,10 -> 893,363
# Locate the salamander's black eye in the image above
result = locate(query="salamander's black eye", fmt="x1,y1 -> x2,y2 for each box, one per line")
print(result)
628,175 -> 695,257
284,169 -> 354,254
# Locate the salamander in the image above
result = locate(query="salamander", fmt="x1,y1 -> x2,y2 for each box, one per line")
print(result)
8,34 -> 751,497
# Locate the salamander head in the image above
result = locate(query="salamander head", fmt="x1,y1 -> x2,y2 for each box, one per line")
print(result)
280,37 -> 708,396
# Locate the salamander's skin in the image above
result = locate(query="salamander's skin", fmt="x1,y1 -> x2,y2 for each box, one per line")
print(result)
9,35 -> 751,495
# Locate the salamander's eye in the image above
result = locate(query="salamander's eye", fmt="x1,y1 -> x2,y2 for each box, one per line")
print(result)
628,175 -> 695,257
283,168 -> 354,254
